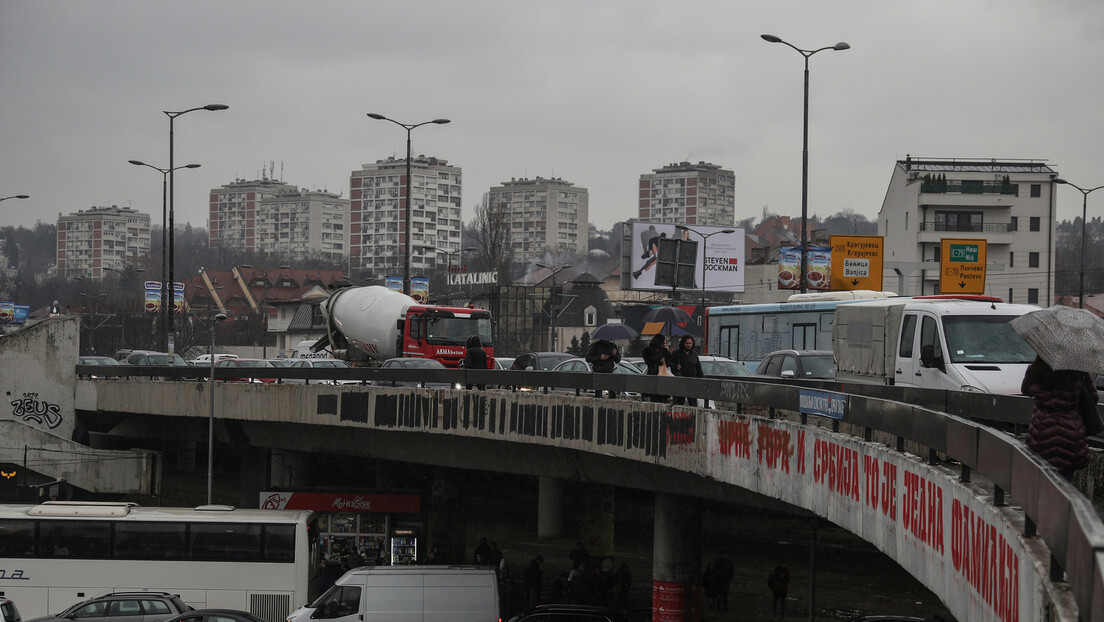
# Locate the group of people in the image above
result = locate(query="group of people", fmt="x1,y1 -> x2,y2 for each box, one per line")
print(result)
641,334 -> 705,405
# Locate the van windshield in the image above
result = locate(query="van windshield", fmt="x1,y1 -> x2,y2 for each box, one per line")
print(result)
942,316 -> 1037,364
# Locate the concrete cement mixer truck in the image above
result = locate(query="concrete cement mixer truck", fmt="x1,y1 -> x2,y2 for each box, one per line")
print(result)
310,285 -> 494,367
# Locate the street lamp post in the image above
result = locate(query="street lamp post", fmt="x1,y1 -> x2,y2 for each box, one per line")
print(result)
367,113 -> 451,296
535,263 -> 570,351
129,160 -> 202,352
1055,178 -> 1103,309
104,266 -> 147,350
240,265 -> 290,358
0,195 -> 30,203
761,34 -> 850,294
676,225 -> 736,323
207,312 -> 228,505
77,292 -> 108,355
164,103 -> 228,353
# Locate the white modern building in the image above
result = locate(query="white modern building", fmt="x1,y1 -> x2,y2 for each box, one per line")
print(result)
879,156 -> 1057,304
208,178 -> 348,261
349,156 -> 463,274
56,205 -> 151,279
486,176 -> 589,264
638,161 -> 736,227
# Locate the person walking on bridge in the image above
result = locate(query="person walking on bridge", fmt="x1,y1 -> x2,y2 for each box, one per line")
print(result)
585,339 -> 621,398
1022,355 -> 1098,481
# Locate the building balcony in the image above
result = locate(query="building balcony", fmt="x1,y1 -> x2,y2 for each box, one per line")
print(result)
917,222 -> 1016,245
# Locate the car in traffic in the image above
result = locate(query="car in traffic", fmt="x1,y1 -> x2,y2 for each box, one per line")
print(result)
121,351 -> 189,367
284,358 -> 362,385
77,355 -> 123,378
377,357 -> 460,389
213,358 -> 277,383
755,349 -> 835,380
510,352 -> 574,371
550,357 -> 644,397
1,598 -> 21,622
160,610 -> 267,622
189,353 -> 239,366
265,358 -> 294,368
507,604 -> 630,622
27,591 -> 191,622
700,354 -> 753,378
493,356 -> 515,371
621,356 -> 645,373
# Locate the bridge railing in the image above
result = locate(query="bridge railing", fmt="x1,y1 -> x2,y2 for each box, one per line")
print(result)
78,364 -> 1103,619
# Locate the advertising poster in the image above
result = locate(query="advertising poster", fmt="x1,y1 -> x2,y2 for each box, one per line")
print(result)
173,282 -> 185,314
144,281 -> 161,314
12,305 -> 28,324
411,277 -> 429,304
385,276 -> 403,293
0,302 -> 12,322
629,222 -> 744,292
778,246 -> 832,291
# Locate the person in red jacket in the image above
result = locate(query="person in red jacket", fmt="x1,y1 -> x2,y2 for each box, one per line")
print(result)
1022,355 -> 1099,481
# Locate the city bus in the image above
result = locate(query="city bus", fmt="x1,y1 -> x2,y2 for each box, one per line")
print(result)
705,290 -> 898,367
0,502 -> 319,622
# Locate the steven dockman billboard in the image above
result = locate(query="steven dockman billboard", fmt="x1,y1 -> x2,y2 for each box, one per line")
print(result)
628,223 -> 745,293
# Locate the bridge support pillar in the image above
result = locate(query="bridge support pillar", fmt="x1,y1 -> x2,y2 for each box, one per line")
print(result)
537,477 -> 563,538
652,492 -> 702,622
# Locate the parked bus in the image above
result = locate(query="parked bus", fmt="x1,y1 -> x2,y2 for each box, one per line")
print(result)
0,502 -> 319,622
704,290 -> 898,367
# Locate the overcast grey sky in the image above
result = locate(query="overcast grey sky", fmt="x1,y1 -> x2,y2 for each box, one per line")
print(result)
1,1 -> 1101,234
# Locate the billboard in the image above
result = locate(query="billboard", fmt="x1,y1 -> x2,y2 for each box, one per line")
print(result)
628,223 -> 744,292
778,246 -> 831,291
144,281 -> 186,314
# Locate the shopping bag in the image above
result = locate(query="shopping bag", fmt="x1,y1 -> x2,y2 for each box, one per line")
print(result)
658,363 -> 671,377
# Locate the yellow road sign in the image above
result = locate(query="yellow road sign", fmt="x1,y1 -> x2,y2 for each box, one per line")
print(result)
939,238 -> 987,294
829,235 -> 884,291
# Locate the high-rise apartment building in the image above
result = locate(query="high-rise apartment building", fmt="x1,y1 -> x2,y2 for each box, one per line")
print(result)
208,178 -> 349,261
56,205 -> 151,279
349,156 -> 463,274
638,161 -> 736,226
486,177 -> 589,264
879,156 -> 1057,304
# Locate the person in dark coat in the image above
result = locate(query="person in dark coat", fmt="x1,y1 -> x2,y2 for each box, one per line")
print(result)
1022,355 -> 1098,480
585,339 -> 621,398
768,561 -> 791,619
712,550 -> 735,611
464,336 -> 489,389
671,335 -> 704,406
641,334 -> 673,402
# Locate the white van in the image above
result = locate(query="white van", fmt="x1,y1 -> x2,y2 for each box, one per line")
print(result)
287,566 -> 499,622
833,296 -> 1039,394
293,339 -> 335,360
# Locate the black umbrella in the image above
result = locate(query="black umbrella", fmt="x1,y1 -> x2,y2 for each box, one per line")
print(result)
590,323 -> 639,341
642,306 -> 698,336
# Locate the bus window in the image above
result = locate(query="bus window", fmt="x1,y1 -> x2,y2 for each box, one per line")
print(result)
792,323 -> 816,350
0,519 -> 34,557
38,520 -> 110,558
190,523 -> 263,561
265,524 -> 296,561
115,522 -> 185,560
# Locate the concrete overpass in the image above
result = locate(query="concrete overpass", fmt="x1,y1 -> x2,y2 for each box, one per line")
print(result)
3,317 -> 1103,622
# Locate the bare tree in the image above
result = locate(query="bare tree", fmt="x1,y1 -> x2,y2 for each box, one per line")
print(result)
469,192 -> 515,278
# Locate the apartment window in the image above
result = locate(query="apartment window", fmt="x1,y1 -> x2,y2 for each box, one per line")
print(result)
1008,288 -> 1013,304
1027,289 -> 1039,304
1010,216 -> 1018,232
934,210 -> 982,232
1009,252 -> 1014,268
1029,252 -> 1039,268
1030,184 -> 1041,198
1030,217 -> 1041,232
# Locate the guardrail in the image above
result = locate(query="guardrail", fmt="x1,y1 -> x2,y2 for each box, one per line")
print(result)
77,364 -> 1103,619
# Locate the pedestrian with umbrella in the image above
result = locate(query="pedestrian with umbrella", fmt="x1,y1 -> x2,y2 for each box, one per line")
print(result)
1011,305 -> 1104,481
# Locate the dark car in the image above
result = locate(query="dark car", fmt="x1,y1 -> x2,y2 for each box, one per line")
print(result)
1,598 -> 22,622
123,351 -> 189,366
28,592 -> 190,622
510,352 -> 574,371
507,605 -> 630,622
755,349 -> 835,380
284,358 -> 360,385
161,610 -> 267,622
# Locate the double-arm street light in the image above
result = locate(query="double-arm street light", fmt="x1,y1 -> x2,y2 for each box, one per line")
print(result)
676,225 -> 736,321
0,194 -> 30,203
761,34 -> 850,294
535,263 -> 571,351
1054,178 -> 1103,309
366,113 -> 451,296
164,103 -> 229,352
129,160 -> 201,352
439,246 -> 478,302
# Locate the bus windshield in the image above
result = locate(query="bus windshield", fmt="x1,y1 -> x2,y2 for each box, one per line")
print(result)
942,315 -> 1037,364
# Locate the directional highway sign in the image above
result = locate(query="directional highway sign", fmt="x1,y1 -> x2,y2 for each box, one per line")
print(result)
830,235 -> 884,291
939,238 -> 987,294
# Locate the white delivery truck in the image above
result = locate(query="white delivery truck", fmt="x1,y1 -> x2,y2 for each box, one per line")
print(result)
832,296 -> 1039,394
287,565 -> 499,622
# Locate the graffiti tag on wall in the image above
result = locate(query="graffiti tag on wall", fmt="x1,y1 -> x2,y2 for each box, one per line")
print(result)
11,393 -> 62,428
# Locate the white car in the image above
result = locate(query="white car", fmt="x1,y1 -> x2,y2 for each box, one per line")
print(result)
190,353 -> 238,365
0,597 -> 21,622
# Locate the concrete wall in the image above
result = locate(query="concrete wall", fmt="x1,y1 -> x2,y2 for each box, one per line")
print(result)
1,316 -> 79,440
